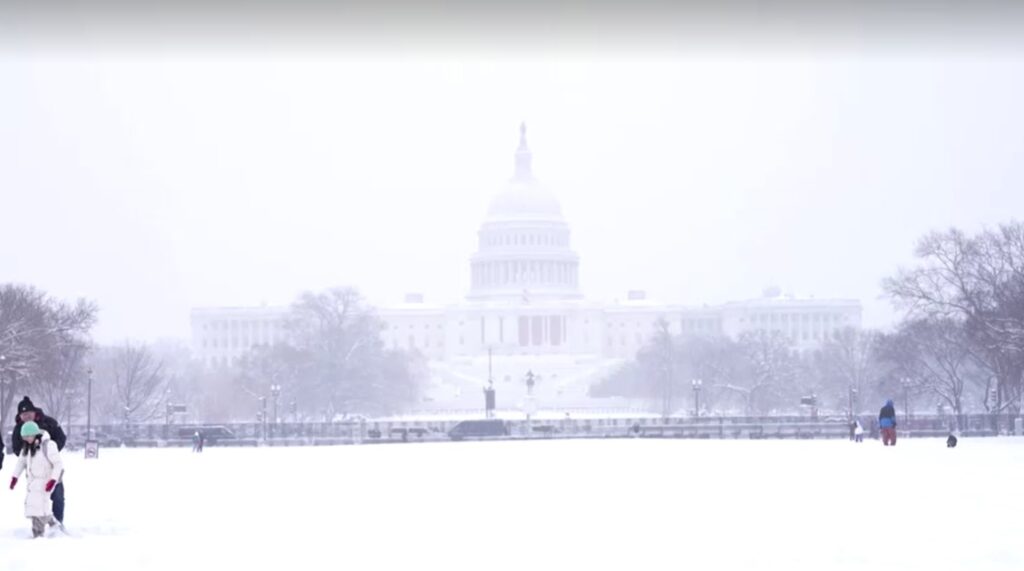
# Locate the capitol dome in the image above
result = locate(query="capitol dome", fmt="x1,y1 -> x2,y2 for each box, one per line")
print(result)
485,180 -> 564,223
484,123 -> 565,224
468,124 -> 582,303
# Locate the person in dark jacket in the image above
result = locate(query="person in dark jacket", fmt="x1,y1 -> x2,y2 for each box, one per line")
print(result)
11,396 -> 67,522
878,399 -> 897,446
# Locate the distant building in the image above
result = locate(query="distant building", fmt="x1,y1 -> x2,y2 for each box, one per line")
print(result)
191,125 -> 861,374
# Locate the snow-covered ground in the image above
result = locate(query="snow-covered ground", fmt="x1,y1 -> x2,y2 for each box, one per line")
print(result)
2,437 -> 1022,570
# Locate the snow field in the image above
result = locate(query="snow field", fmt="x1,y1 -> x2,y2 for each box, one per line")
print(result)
2,437 -> 1022,570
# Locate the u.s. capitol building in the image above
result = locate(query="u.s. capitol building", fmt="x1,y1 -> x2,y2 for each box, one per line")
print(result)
191,126 -> 861,401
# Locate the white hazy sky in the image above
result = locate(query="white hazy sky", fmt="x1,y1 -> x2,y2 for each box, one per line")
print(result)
3,46 -> 1024,344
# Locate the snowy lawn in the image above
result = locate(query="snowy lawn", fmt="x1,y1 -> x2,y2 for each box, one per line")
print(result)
2,437 -> 1022,570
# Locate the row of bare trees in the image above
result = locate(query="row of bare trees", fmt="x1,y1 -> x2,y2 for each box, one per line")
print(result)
2,283 -> 425,432
884,221 -> 1024,415
0,284 -> 175,437
231,287 -> 424,422
0,284 -> 96,430
594,221 -> 1024,418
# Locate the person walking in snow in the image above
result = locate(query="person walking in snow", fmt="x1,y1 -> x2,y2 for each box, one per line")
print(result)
853,419 -> 864,443
11,396 -> 67,523
192,431 -> 201,453
879,399 -> 897,446
9,421 -> 65,538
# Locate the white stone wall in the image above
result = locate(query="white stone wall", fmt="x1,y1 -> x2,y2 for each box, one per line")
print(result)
191,297 -> 864,368
190,306 -> 291,368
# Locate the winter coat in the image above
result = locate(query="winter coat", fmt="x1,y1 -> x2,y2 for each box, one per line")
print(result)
854,421 -> 864,436
12,409 -> 66,453
879,400 -> 897,429
12,431 -> 64,518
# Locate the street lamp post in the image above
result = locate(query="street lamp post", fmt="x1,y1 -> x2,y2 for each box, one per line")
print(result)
901,377 -> 913,428
86,368 -> 93,441
848,385 -> 858,419
692,379 -> 703,418
270,385 -> 281,438
488,346 -> 493,386
485,346 -> 495,419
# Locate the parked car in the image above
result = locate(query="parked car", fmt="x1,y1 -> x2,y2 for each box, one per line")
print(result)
67,430 -> 123,450
177,426 -> 237,444
448,419 -> 508,441
388,427 -> 433,441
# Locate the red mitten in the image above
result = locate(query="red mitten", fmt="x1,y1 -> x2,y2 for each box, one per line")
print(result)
9,477 -> 16,490
44,480 -> 56,492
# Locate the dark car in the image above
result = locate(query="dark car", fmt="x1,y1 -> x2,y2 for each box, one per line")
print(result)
67,430 -> 123,450
448,419 -> 509,441
178,426 -> 237,444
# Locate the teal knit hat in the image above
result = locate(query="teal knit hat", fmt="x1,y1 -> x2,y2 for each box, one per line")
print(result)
20,421 -> 41,438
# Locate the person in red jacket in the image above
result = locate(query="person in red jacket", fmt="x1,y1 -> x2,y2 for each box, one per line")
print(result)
879,399 -> 897,446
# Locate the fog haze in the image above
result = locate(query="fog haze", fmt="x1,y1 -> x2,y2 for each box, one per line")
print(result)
3,52 -> 1024,343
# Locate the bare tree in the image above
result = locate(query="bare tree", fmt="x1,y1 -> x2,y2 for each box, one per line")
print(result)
30,341 -> 91,428
106,343 -> 167,425
233,287 -> 423,420
733,330 -> 800,415
884,221 -> 1024,413
0,284 -> 96,430
879,319 -> 986,428
812,327 -> 884,415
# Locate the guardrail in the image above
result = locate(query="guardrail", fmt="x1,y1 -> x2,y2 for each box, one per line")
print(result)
51,412 -> 1023,450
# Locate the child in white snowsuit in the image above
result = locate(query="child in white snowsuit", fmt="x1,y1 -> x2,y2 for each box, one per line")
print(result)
8,421 -> 64,538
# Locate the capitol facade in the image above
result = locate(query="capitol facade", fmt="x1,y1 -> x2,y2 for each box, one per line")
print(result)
191,126 -> 862,377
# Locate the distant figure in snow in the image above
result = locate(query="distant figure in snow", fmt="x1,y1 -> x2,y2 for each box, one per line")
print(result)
853,419 -> 864,443
947,433 -> 958,448
198,431 -> 205,452
9,421 -> 64,538
192,431 -> 202,453
879,399 -> 897,446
